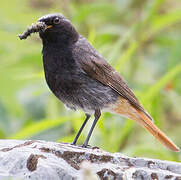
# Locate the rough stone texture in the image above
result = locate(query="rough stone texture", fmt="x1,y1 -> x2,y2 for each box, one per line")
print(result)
0,140 -> 180,180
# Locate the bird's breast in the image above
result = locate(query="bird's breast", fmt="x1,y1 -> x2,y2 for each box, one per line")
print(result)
42,47 -> 81,99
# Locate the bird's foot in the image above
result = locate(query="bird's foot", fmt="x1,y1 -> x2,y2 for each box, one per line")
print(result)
81,144 -> 92,148
71,142 -> 76,146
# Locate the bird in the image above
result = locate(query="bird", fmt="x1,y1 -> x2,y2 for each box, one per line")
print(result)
19,13 -> 180,152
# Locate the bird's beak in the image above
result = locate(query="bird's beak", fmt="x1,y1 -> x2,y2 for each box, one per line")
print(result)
45,25 -> 53,30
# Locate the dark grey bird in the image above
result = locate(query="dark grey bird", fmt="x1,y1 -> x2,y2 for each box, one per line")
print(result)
19,13 -> 179,152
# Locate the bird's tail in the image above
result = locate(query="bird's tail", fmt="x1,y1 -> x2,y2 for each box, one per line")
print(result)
134,109 -> 180,152
111,98 -> 180,152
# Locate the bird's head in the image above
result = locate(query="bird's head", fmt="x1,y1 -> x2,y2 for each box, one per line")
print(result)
38,14 -> 79,45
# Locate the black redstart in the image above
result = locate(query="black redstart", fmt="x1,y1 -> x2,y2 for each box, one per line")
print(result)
19,14 -> 180,152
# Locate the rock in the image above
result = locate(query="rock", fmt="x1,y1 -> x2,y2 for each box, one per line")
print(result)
0,140 -> 180,180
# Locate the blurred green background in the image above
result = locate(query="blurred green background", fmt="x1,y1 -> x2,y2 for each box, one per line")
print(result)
0,0 -> 181,161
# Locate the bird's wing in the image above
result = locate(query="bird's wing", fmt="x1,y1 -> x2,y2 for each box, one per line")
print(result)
73,37 -> 150,118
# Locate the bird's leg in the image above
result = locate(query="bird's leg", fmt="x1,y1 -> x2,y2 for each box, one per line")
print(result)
82,109 -> 101,148
72,114 -> 91,145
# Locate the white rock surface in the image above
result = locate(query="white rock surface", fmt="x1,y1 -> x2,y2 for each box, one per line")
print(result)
0,140 -> 180,180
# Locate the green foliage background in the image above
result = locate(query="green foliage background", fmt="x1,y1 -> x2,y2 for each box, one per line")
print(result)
0,0 -> 181,161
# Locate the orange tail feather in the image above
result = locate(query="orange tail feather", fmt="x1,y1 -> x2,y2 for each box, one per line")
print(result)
134,109 -> 180,152
111,97 -> 180,152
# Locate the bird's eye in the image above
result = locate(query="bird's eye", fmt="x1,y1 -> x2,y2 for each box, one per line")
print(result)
53,17 -> 61,24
